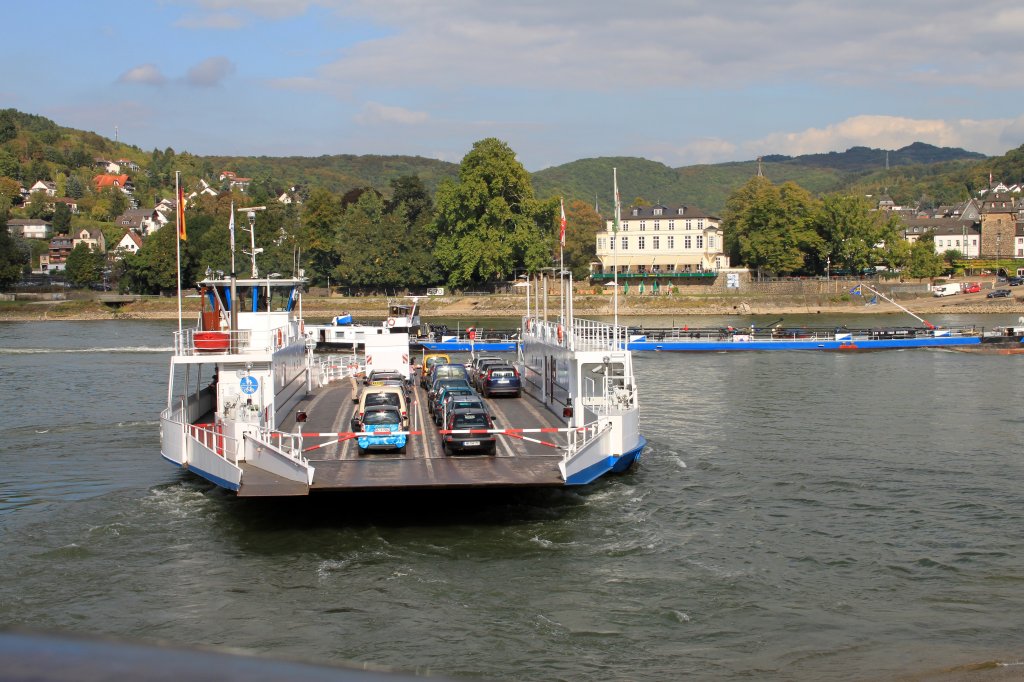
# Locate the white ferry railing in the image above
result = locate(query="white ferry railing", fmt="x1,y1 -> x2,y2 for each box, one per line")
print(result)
565,419 -> 613,462
316,353 -> 363,385
587,375 -> 638,414
525,316 -> 627,351
174,324 -> 299,356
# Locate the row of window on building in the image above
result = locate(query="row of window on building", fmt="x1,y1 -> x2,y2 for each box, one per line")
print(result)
597,234 -> 716,251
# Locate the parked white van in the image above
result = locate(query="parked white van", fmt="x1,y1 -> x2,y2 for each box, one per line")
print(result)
932,283 -> 960,297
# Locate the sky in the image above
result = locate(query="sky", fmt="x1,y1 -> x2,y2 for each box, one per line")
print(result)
6,0 -> 1024,172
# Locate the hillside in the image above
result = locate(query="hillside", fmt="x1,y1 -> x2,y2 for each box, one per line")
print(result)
532,143 -> 988,214
0,108 -> 1005,218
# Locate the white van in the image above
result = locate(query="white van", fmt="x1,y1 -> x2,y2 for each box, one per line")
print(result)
932,283 -> 960,297
353,386 -> 409,431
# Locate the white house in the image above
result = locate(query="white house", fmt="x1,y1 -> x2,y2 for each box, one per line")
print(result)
593,203 -> 729,280
114,230 -> 143,258
29,180 -> 57,196
6,218 -> 53,239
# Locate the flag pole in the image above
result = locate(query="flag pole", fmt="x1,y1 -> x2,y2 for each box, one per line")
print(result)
559,197 -> 566,330
612,168 -> 620,347
175,171 -> 183,341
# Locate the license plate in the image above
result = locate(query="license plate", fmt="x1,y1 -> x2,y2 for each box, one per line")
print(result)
464,440 -> 480,446
497,379 -> 509,384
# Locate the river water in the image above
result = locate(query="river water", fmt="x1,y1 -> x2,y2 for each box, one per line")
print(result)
2,316 -> 1024,681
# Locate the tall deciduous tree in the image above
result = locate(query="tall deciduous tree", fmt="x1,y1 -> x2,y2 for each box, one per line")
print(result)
64,243 -> 105,287
562,199 -> 603,279
814,194 -> 900,276
722,177 -> 821,276
300,187 -> 343,285
431,138 -> 551,287
906,236 -> 945,280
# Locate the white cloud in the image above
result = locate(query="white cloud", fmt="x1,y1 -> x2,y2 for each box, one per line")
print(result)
353,102 -> 429,125
260,1 -> 1024,93
117,64 -> 167,86
750,115 -> 1019,159
185,57 -> 236,87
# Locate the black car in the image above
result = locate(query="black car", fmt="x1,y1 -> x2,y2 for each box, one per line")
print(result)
441,408 -> 497,456
1008,277 -> 1023,286
987,289 -> 1012,298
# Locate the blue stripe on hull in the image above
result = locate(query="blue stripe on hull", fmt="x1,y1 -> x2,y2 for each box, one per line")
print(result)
564,436 -> 647,486
419,342 -> 518,352
161,454 -> 241,492
627,337 -> 983,351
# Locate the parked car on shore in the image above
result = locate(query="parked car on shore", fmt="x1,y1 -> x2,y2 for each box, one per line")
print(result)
987,289 -> 1012,299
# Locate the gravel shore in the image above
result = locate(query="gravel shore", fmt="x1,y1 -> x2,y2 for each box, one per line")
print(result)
2,291 -> 1022,321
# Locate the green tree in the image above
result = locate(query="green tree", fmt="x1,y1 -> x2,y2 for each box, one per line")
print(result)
814,194 -> 895,276
65,174 -> 84,199
333,191 -> 412,289
388,175 -> 432,226
906,236 -> 945,280
26,190 -> 52,220
562,199 -> 603,280
64,243 -> 105,287
721,177 -> 821,276
300,187 -> 344,285
431,138 -> 551,286
52,201 -> 71,232
0,205 -> 28,288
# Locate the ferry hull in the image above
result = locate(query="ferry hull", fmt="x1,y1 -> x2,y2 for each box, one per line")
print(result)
627,336 -> 985,351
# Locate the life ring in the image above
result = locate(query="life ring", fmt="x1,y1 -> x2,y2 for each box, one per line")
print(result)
557,325 -> 564,344
276,329 -> 283,346
386,317 -> 396,327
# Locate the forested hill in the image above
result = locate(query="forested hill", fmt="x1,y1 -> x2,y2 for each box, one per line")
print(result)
0,108 -> 1004,216
531,143 -> 989,214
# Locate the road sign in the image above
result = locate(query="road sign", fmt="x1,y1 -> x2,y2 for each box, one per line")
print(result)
240,376 -> 258,395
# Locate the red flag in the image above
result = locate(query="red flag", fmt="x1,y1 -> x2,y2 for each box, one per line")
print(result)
559,198 -> 566,246
177,184 -> 187,241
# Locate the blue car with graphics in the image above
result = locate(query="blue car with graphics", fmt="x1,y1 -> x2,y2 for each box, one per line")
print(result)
356,405 -> 407,454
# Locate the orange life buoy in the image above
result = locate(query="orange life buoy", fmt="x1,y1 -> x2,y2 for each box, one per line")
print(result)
276,329 -> 283,346
557,325 -> 564,344
386,317 -> 396,328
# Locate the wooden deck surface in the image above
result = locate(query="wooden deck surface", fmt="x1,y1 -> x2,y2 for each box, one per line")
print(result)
258,370 -> 567,493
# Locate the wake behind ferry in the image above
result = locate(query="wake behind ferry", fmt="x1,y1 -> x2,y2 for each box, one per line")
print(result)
158,221 -> 644,497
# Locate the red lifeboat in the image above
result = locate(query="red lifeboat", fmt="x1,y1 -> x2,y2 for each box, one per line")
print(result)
194,331 -> 230,351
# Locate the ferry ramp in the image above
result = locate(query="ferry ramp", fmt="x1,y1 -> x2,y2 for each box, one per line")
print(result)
270,374 -> 567,493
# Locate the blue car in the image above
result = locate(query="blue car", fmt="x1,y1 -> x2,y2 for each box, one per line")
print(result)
356,405 -> 406,454
479,364 -> 521,398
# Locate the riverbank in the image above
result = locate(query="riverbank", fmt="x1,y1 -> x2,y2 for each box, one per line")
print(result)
2,290 -> 1022,321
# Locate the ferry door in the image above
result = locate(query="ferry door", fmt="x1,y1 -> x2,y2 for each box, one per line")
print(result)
546,355 -> 556,403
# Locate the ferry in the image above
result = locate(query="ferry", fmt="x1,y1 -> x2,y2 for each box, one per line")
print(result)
625,284 -> 1024,352
158,231 -> 644,496
304,298 -> 421,349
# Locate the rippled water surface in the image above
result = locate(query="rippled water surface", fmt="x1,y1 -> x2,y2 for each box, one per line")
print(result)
2,317 -> 1024,681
